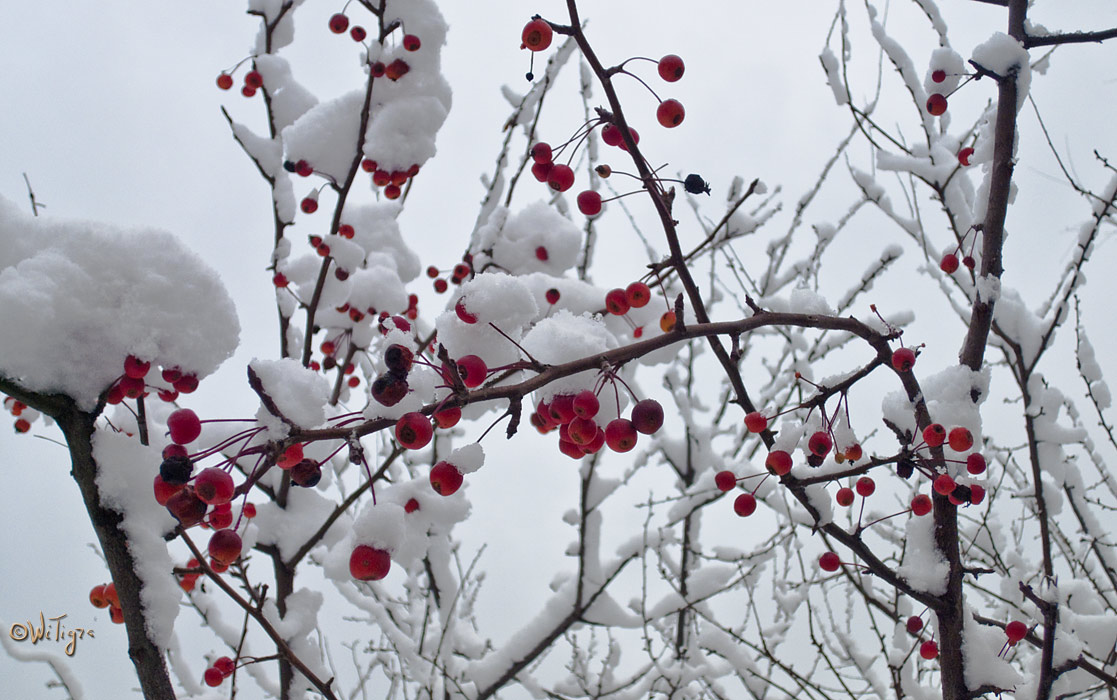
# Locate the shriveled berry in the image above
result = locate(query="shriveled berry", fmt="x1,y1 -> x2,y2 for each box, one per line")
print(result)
160,455 -> 194,486
291,459 -> 322,487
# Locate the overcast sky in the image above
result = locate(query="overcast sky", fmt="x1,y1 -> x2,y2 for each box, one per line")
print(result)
2,1 -> 1116,697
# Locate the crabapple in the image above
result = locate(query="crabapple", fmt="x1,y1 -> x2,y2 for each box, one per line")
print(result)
531,142 -> 552,164
624,281 -> 651,308
214,657 -> 235,676
744,412 -> 768,433
835,487 -> 855,507
371,373 -> 409,406
124,355 -> 150,379
549,394 -> 576,424
577,190 -> 602,216
385,59 -> 410,81
216,73 -> 233,90
547,164 -> 575,192
545,288 -> 560,304
455,298 -> 478,324
808,431 -> 832,458
605,288 -> 630,315
715,471 -> 737,492
430,461 -> 464,496
923,423 -> 946,448
456,355 -> 488,388
404,498 -> 420,513
244,70 -> 263,88
208,529 -> 242,565
572,390 -> 600,419
350,26 -> 366,41
733,493 -> 757,517
531,161 -> 553,182
940,253 -> 959,273
966,453 -> 987,475
920,640 -> 939,659
194,467 -> 235,505
433,406 -> 462,429
521,18 -> 553,51
855,476 -> 875,497
819,552 -> 841,572
328,13 -> 349,33
906,615 -> 925,634
911,493 -> 933,516
535,246 -> 548,261
926,93 -> 947,116
402,34 -> 421,51
350,545 -> 391,581
204,667 -> 225,687
89,584 -> 109,609
291,459 -> 322,487
891,347 -> 916,372
659,310 -> 677,332
658,54 -> 685,82
631,399 -> 664,434
931,69 -> 946,83
765,450 -> 793,476
396,412 -> 433,449
160,455 -> 194,486
958,147 -> 974,166
656,99 -> 685,128
153,474 -> 184,505
948,426 -> 973,451
933,473 -> 956,495
1005,620 -> 1028,644
166,487 -> 208,528
605,418 -> 638,452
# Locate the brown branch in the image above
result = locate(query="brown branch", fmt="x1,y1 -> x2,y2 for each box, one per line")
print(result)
1025,27 -> 1117,48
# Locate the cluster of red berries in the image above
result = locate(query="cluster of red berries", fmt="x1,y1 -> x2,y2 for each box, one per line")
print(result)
940,225 -> 979,274
362,160 -> 422,200
216,68 -> 264,98
531,389 -> 664,459
106,355 -> 199,405
599,281 -> 677,337
4,395 -> 33,434
326,12 -> 367,42
426,255 -> 473,294
156,408 -> 251,570
88,582 -> 124,624
203,655 -> 237,688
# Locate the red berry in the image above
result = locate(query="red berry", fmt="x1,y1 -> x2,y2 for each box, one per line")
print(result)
715,471 -> 737,492
350,544 -> 391,580
970,484 -> 986,504
926,93 -> 948,116
733,493 -> 757,517
931,69 -> 946,83
455,298 -> 478,324
891,347 -> 916,372
329,13 -> 349,33
168,408 -> 202,445
844,444 -> 863,462
819,552 -> 841,572
433,406 -> 462,429
906,615 -> 925,634
744,412 -> 768,433
241,85 -> 257,98
216,73 -> 234,90
371,62 -> 386,78
301,196 -> 318,214
958,147 -> 974,166
195,467 -> 235,505
404,498 -> 420,513
920,640 -> 939,660
1005,620 -> 1028,644
601,124 -> 623,147
395,412 -> 433,450
338,224 -> 354,239
631,399 -> 664,434
547,164 -> 575,192
214,656 -> 235,676
521,18 -> 553,52
430,461 -> 464,496
384,184 -> 402,200
568,416 -> 598,445
940,253 -> 959,273
426,265 -> 440,278
963,255 -> 976,269
208,529 -> 242,565
923,423 -> 946,448
119,375 -> 146,399
535,245 -> 549,261
911,493 -> 933,516
403,34 -> 421,51
242,503 -> 257,518
659,310 -> 677,332
549,394 -> 576,424
948,426 -> 973,452
765,450 -> 793,476
808,431 -> 832,458
625,281 -> 651,308
166,487 -> 208,528
531,161 -> 553,183
577,190 -> 603,216
350,26 -> 367,42
605,288 -> 630,315
385,59 -> 410,81
835,487 -> 855,507
658,54 -> 685,82
531,142 -> 553,164
456,355 -> 488,388
604,418 -> 638,452
656,99 -> 685,128
966,453 -> 987,475
244,70 -> 263,88
545,288 -> 560,304
153,475 -> 184,506
855,476 -> 876,497
572,390 -> 600,419
204,667 -> 225,687
933,473 -> 956,495
89,584 -> 109,609
14,418 -> 31,433
434,278 -> 448,293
